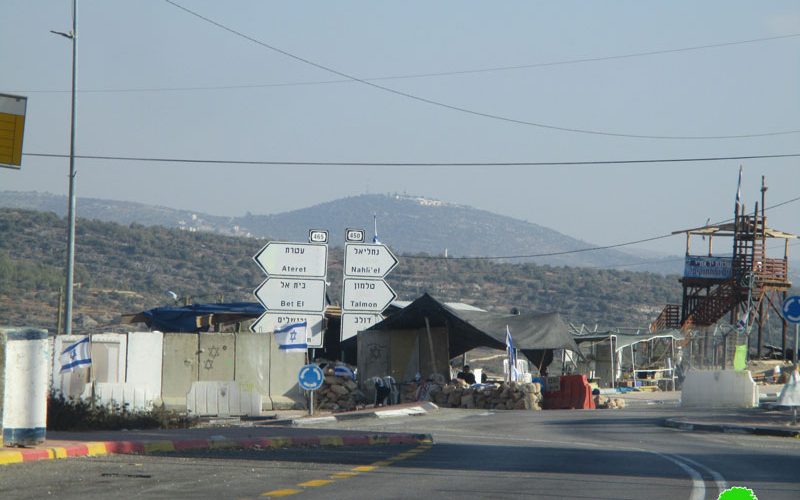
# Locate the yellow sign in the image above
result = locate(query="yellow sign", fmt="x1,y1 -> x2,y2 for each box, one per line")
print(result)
0,93 -> 27,168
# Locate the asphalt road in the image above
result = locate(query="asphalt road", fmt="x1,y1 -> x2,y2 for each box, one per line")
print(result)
2,407 -> 798,499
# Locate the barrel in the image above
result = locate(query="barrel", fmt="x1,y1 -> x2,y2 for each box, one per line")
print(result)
2,328 -> 49,446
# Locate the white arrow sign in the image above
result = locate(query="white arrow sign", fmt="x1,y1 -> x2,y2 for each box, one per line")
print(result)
342,278 -> 397,312
255,278 -> 326,313
340,312 -> 384,341
344,243 -> 398,278
251,312 -> 325,348
253,242 -> 328,278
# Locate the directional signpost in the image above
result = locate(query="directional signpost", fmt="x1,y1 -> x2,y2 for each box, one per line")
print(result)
255,277 -> 326,313
252,239 -> 328,348
341,234 -> 399,341
251,313 -> 324,348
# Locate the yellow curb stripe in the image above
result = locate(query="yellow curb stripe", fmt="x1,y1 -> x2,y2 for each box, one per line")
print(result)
372,460 -> 392,467
269,438 -> 292,449
368,436 -> 390,445
330,472 -> 360,478
143,441 -> 176,453
319,436 -> 344,446
297,479 -> 333,487
0,451 -> 24,465
261,488 -> 302,497
86,443 -> 108,456
352,465 -> 377,472
52,447 -> 69,459
209,440 -> 238,450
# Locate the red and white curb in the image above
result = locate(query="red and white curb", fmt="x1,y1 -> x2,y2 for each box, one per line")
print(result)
0,433 -> 433,466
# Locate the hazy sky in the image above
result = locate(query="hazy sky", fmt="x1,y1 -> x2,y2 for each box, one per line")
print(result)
2,1 -> 798,257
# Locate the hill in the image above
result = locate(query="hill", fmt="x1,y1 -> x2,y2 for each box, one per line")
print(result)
0,190 -> 681,272
0,208 -> 687,333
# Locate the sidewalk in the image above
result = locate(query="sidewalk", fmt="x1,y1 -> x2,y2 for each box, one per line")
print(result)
0,407 -> 434,466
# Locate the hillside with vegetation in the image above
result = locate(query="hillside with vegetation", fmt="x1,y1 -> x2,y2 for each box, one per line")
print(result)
0,191 -> 682,273
0,208 -> 693,334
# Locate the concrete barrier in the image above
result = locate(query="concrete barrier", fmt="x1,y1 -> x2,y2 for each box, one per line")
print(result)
681,369 -> 759,408
2,328 -> 49,446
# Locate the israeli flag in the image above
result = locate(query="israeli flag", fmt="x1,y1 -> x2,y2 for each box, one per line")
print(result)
334,365 -> 355,380
60,336 -> 92,373
506,325 -> 519,382
275,321 -> 308,353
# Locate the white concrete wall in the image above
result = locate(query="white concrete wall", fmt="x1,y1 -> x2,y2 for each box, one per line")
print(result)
126,331 -> 163,406
681,369 -> 759,408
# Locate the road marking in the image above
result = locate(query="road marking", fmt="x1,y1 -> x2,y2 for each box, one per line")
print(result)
259,444 -> 433,498
651,452 -> 705,500
260,488 -> 302,497
671,454 -> 727,493
330,471 -> 360,478
297,479 -> 333,487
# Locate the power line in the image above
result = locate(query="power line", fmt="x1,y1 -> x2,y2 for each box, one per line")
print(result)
14,32 -> 800,94
23,151 -> 800,166
163,1 -> 800,141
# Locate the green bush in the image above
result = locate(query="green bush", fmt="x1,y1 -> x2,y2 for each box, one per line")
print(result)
47,391 -> 197,431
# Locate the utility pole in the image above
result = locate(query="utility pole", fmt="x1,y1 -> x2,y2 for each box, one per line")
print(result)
52,0 -> 79,335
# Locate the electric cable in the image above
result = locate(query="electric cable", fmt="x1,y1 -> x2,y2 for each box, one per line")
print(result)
163,1 -> 800,140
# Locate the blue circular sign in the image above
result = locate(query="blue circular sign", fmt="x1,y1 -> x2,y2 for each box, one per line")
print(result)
298,364 -> 324,390
783,296 -> 800,325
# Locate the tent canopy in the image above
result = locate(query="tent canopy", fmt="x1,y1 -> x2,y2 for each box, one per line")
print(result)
124,302 -> 264,333
367,293 -> 578,358
573,331 -> 683,352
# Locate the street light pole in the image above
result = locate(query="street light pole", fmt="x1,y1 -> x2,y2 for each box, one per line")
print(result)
64,0 -> 78,335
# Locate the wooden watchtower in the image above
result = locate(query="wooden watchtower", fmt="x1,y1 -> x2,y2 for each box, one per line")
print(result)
652,176 -> 796,362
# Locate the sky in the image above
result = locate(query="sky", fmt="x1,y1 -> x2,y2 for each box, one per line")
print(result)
1,0 -> 799,257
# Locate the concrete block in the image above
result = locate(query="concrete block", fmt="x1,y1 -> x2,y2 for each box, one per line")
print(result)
681,369 -> 759,408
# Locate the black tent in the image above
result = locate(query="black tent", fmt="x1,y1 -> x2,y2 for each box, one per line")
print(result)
367,293 -> 577,370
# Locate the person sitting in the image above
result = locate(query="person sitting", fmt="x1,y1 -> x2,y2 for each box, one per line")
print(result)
456,365 -> 477,385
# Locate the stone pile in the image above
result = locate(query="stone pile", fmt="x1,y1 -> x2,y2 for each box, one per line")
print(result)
593,394 -> 626,409
404,380 -> 542,410
315,365 -> 366,411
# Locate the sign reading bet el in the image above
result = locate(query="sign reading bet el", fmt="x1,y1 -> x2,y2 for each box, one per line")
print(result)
0,93 -> 27,168
340,230 -> 399,341
251,233 -> 328,348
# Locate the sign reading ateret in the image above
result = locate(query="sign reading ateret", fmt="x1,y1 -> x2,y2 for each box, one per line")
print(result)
344,243 -> 398,278
254,242 -> 328,278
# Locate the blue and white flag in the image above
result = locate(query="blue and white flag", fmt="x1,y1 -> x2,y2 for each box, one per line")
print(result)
275,321 -> 308,353
506,325 -> 518,382
60,336 -> 92,373
735,165 -> 743,214
334,365 -> 355,380
372,213 -> 380,243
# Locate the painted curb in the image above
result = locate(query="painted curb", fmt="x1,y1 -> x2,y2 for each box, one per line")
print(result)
0,433 -> 433,466
663,418 -> 800,438
293,402 -> 439,426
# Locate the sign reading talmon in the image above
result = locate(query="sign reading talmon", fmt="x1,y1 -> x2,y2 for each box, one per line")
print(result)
340,236 -> 399,340
251,239 -> 328,348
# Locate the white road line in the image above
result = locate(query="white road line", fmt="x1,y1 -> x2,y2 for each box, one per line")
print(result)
651,452 -> 706,500
673,454 -> 728,493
